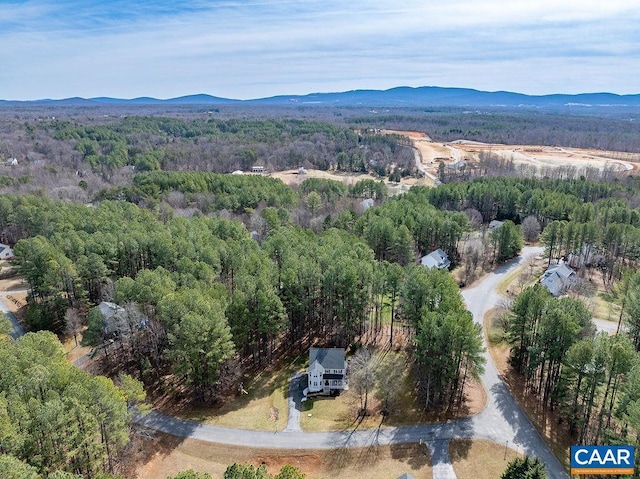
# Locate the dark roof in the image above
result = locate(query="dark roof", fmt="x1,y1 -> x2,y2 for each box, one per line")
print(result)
310,348 -> 346,370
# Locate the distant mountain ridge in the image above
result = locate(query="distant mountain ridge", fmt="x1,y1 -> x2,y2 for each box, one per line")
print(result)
2,86 -> 640,110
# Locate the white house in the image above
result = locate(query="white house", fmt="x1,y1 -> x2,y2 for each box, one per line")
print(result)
6,158 -> 18,166
251,165 -> 265,174
540,262 -> 576,296
0,243 -> 14,260
307,348 -> 348,395
420,248 -> 451,269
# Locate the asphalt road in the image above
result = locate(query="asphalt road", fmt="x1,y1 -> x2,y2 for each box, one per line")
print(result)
0,289 -> 26,339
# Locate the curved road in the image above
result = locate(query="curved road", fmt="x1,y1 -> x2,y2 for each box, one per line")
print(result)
0,289 -> 27,339
4,253 -> 568,477
135,246 -> 568,478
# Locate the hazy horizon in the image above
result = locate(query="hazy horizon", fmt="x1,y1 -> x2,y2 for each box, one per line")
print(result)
2,0 -> 639,101
4,85 -> 640,104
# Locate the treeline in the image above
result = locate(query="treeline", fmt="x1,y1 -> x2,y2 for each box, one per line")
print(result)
0,116 -> 415,186
165,463 -> 305,479
506,272 -> 640,450
419,177 -> 640,282
349,110 -> 640,153
354,187 -> 469,264
0,326 -> 144,478
132,171 -> 297,212
0,115 -> 416,205
1,193 -> 483,412
100,173 -> 388,215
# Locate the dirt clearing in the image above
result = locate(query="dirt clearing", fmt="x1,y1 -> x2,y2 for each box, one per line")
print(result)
270,169 -> 429,194
385,131 -> 640,180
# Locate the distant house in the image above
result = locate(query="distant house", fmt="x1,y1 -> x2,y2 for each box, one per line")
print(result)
396,474 -> 416,479
489,220 -> 504,229
447,160 -> 467,170
96,302 -> 147,338
420,248 -> 450,270
251,165 -> 265,174
97,302 -> 128,338
231,170 -> 244,175
6,158 -> 18,166
0,243 -> 14,260
307,348 -> 348,395
360,198 -> 375,211
298,167 -> 307,175
540,262 -> 576,296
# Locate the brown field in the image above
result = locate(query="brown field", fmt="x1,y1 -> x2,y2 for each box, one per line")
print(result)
270,168 -> 429,194
127,432 -> 433,479
450,439 -> 523,479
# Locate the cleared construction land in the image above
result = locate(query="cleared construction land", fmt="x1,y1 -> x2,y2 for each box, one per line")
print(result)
384,130 -> 640,179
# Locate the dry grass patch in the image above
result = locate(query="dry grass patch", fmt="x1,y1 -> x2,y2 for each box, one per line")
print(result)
450,439 -> 522,479
129,431 -> 432,479
175,359 -> 304,431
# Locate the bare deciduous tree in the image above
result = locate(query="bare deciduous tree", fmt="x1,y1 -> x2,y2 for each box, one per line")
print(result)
522,215 -> 541,243
64,307 -> 83,346
350,347 -> 379,417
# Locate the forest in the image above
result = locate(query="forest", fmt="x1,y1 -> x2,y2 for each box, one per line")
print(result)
1,107 -> 640,477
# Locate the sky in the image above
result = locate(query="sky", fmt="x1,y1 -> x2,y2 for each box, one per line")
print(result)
1,0 -> 639,100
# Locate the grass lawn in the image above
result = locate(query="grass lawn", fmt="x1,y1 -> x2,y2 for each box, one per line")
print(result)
301,352 -> 485,432
450,439 -> 523,479
178,356 -> 305,431
591,291 -> 622,325
496,253 -> 546,297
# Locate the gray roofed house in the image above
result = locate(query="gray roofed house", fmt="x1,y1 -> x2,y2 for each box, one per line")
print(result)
489,220 -> 504,229
96,301 -> 148,338
360,198 -> 375,211
308,348 -> 348,395
97,302 -> 128,337
541,262 -> 576,296
396,474 -> 416,479
420,248 -> 450,269
0,243 -> 14,260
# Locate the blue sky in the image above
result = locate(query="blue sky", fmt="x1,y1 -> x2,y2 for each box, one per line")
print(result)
1,0 -> 639,100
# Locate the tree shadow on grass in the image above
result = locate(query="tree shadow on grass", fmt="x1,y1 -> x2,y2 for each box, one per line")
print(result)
390,442 -> 432,469
448,437 -> 472,462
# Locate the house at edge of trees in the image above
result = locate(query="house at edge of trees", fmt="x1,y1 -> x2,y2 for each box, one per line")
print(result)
0,243 -> 14,260
540,261 -> 576,296
420,248 -> 451,269
306,348 -> 348,396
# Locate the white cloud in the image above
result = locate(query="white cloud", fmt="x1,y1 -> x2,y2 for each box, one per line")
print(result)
1,0 -> 639,99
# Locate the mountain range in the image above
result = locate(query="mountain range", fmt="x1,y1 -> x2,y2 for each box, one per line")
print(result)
2,86 -> 640,111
